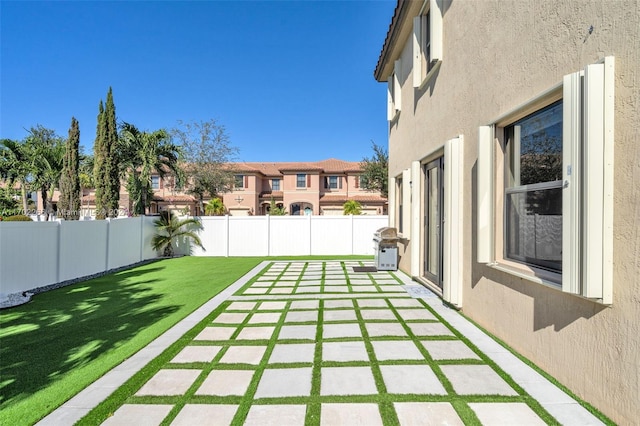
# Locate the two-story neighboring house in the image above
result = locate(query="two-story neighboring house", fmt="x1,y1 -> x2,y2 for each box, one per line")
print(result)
47,158 -> 386,217
222,158 -> 387,216
375,0 -> 639,423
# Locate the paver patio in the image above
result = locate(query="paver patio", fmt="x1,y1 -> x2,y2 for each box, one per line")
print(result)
38,260 -> 606,426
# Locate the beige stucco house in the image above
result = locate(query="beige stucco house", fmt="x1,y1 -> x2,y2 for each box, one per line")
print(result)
375,0 -> 639,423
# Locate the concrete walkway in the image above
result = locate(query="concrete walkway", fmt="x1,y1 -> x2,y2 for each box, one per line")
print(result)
38,261 -> 604,426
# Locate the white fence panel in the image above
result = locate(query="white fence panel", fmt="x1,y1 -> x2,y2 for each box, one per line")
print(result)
107,217 -> 143,269
59,221 -> 109,282
141,216 -> 159,259
310,216 -> 353,255
269,216 -> 312,256
228,216 -> 269,256
192,217 -> 229,257
353,215 -> 389,255
0,222 -> 59,295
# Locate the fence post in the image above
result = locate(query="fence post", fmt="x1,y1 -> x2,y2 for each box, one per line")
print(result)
266,214 -> 271,257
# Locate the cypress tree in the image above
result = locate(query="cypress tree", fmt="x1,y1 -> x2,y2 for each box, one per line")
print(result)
93,100 -> 107,219
104,87 -> 120,217
59,117 -> 81,220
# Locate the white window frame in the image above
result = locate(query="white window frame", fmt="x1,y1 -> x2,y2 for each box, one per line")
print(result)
387,59 -> 402,121
477,57 -> 614,305
412,0 -> 443,88
151,175 -> 160,190
296,174 -> 306,188
271,179 -> 280,191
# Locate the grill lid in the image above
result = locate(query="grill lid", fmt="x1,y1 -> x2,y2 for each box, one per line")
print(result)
373,226 -> 398,242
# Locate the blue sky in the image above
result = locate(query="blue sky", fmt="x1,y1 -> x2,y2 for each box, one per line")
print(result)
1,0 -> 395,163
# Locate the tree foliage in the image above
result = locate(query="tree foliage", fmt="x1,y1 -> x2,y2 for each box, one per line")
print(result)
58,117 -> 81,220
119,123 -> 181,215
171,119 -> 239,213
93,88 -> 120,219
359,141 -> 389,198
268,197 -> 286,215
343,199 -> 362,215
25,125 -> 65,220
0,138 -> 33,213
205,198 -> 226,216
151,211 -> 204,257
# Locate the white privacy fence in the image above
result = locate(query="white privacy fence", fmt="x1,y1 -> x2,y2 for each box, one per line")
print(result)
0,215 -> 388,297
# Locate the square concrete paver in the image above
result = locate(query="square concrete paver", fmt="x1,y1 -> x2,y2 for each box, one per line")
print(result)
321,366 -> 377,395
371,341 -> 424,361
102,404 -> 173,426
269,343 -> 316,363
388,298 -> 424,308
323,341 -> 369,362
320,403 -> 383,426
359,309 -> 397,320
244,405 -> 307,426
235,326 -> 276,340
323,323 -> 362,339
248,312 -> 281,324
350,278 -> 373,285
324,299 -> 354,309
324,309 -> 357,322
252,281 -> 273,287
219,345 -> 267,365
324,285 -> 349,293
171,346 -> 222,363
285,310 -> 318,323
196,369 -> 254,396
469,403 -> 547,425
394,402 -> 464,426
440,365 -> 518,396
194,327 -> 236,341
136,369 -> 200,396
270,287 -> 294,294
214,312 -> 249,324
421,340 -> 481,360
365,322 -> 408,337
295,286 -> 321,293
396,308 -> 437,321
244,288 -> 269,295
258,301 -> 287,310
171,404 -> 238,426
298,279 -> 322,286
357,299 -> 389,308
254,367 -> 313,398
227,301 -> 257,310
351,285 -> 379,292
279,324 -> 317,340
380,365 -> 447,395
407,322 -> 454,337
290,300 -> 320,310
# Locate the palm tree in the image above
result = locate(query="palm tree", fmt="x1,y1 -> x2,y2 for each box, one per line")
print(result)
343,200 -> 362,215
151,211 -> 205,257
119,123 -> 182,215
0,138 -> 33,213
205,198 -> 226,216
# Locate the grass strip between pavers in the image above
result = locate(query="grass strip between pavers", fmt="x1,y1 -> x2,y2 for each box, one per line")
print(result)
78,260 -> 606,425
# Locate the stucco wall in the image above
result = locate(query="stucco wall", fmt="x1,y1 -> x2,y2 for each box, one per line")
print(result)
383,1 -> 639,423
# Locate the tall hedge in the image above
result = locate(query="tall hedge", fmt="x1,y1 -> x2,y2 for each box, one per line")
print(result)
59,117 -> 81,220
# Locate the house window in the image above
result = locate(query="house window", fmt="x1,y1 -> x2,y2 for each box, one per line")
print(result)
477,57 -> 614,303
387,60 -> 402,120
272,179 -> 280,191
504,101 -> 563,272
296,174 -> 306,188
412,0 -> 443,88
325,176 -> 340,189
235,175 -> 244,189
151,176 -> 160,190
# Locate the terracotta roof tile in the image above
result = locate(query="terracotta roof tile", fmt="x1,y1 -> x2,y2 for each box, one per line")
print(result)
320,194 -> 388,203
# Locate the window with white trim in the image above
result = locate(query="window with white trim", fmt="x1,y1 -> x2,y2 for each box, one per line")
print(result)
477,57 -> 614,304
234,175 -> 244,189
387,59 -> 402,120
412,0 -> 443,88
272,179 -> 280,191
296,174 -> 306,188
151,175 -> 160,190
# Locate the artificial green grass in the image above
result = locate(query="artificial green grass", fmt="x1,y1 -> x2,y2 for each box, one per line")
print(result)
0,256 -> 263,426
80,261 -> 592,425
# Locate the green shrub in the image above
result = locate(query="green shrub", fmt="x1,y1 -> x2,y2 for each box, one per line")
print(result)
2,215 -> 33,222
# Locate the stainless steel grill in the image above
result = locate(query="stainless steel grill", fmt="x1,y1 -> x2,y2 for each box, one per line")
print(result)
373,227 -> 398,271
